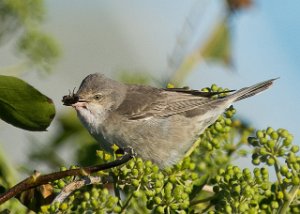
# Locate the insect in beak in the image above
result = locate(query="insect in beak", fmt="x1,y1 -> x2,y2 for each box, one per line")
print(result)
62,88 -> 79,106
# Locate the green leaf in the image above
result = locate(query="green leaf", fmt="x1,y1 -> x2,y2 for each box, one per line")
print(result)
0,75 -> 55,131
17,30 -> 61,73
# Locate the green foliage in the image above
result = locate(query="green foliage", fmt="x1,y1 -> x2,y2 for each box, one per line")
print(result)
0,0 -> 44,43
37,126 -> 298,213
0,0 -> 60,74
0,75 -> 55,131
17,30 -> 61,73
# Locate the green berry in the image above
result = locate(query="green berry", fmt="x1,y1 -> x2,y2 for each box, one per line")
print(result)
286,171 -> 293,179
84,192 -> 90,200
267,140 -> 275,149
243,168 -> 251,177
60,166 -> 67,171
271,201 -> 279,209
292,207 -> 300,213
165,182 -> 173,192
256,130 -> 264,139
189,162 -> 196,170
218,168 -> 225,175
292,176 -> 300,185
253,168 -> 261,178
132,179 -> 140,187
154,196 -> 162,204
280,166 -> 289,175
145,190 -> 155,197
81,201 -> 87,209
252,158 -> 261,165
152,165 -> 159,173
259,148 -> 268,155
113,206 -> 122,213
267,157 -> 275,166
225,118 -> 232,126
191,172 -> 198,180
102,188 -> 109,195
291,145 -> 299,153
211,84 -> 218,91
239,203 -> 248,212
266,127 -> 274,135
181,192 -> 189,200
91,199 -> 98,208
260,137 -> 268,144
180,201 -> 189,210
92,189 -> 100,198
185,186 -> 193,194
142,176 -> 149,183
233,185 -> 241,194
60,202 -> 68,211
133,190 -> 141,197
280,129 -> 289,138
132,168 -> 139,177
128,160 -> 135,169
277,191 -> 284,199
261,183 -> 269,191
261,203 -> 268,210
156,206 -> 165,214
283,139 -> 292,147
270,131 -> 279,140
57,180 -> 65,189
261,167 -> 268,176
170,203 -> 179,210
264,189 -> 272,197
169,174 -> 177,183
278,148 -> 286,156
224,126 -> 231,133
244,186 -> 253,197
145,160 -> 153,168
293,163 -> 300,171
215,122 -> 223,132
288,152 -> 297,163
155,180 -> 163,188
225,205 -> 232,213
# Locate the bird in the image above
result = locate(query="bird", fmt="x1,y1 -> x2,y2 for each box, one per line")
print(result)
63,73 -> 276,168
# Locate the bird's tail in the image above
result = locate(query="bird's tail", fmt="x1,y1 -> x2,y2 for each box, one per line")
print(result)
230,78 -> 277,102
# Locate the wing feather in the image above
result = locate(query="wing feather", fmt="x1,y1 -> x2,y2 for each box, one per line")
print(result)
116,85 -> 226,120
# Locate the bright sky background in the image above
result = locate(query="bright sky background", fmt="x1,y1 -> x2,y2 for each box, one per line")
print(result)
0,0 -> 299,170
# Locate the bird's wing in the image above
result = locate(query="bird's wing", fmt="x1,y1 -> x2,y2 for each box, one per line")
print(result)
116,85 -> 230,120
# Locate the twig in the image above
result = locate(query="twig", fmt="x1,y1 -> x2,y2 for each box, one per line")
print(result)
52,176 -> 113,204
0,148 -> 135,205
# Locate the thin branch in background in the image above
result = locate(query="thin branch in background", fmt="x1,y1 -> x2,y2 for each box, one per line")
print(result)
167,0 -> 209,76
0,148 -> 135,205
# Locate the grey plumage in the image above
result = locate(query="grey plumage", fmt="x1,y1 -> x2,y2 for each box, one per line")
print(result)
70,73 -> 276,168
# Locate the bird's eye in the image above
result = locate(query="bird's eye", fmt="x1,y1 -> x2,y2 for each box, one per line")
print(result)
93,94 -> 102,100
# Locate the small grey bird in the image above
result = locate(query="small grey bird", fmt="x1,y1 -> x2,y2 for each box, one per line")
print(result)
64,73 -> 275,168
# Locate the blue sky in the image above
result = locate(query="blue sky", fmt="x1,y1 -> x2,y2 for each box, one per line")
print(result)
0,1 -> 299,167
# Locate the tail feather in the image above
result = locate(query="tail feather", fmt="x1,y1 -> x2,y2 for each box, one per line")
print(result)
231,78 -> 278,102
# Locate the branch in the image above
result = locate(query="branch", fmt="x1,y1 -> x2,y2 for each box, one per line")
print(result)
0,148 -> 135,205
53,175 -> 113,204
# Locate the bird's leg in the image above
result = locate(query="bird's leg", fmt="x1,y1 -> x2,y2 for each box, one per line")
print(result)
122,147 -> 137,158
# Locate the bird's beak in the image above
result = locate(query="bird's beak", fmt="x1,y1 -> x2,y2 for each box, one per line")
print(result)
72,98 -> 88,109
